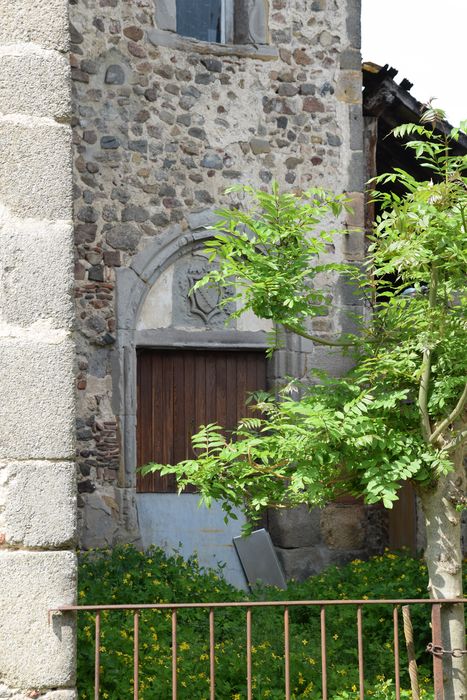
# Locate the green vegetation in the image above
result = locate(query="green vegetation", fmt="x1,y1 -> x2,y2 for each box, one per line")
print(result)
77,545 -> 461,699
141,110 -> 467,697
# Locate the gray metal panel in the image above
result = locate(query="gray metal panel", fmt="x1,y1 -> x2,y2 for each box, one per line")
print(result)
233,528 -> 287,590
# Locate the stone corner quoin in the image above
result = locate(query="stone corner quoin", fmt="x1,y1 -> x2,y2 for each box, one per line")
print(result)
0,0 -> 77,696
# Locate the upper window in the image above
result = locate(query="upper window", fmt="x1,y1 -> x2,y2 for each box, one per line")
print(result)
176,0 -> 233,43
154,0 -> 268,46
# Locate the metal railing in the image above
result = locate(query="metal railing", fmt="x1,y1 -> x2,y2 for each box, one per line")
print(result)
51,598 -> 466,700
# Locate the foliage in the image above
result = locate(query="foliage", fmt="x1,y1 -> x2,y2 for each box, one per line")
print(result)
77,546 -> 456,699
141,117 -> 467,527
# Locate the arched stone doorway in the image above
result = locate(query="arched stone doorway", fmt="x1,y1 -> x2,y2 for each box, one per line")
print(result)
113,224 -> 276,585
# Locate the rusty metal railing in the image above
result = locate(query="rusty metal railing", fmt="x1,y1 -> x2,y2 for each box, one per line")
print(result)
50,598 -> 465,700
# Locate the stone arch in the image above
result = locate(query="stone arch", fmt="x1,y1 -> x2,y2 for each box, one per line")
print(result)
113,222 -> 274,488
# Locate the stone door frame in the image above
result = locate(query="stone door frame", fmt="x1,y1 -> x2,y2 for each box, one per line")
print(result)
113,224 -> 278,489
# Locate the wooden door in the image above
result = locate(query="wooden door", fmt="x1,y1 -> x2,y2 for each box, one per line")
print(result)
136,348 -> 267,493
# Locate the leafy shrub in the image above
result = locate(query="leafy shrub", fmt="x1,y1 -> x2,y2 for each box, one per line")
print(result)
78,547 -> 463,699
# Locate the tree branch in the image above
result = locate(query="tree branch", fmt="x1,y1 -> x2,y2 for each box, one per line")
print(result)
283,323 -> 356,348
418,265 -> 438,443
443,429 -> 467,453
430,382 -> 467,446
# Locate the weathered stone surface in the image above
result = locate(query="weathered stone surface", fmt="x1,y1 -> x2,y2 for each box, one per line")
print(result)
0,0 -> 69,51
275,545 -> 333,581
320,503 -> 366,550
268,505 -> 322,548
0,50 -> 70,120
104,64 -> 125,85
336,69 -> 362,104
154,0 -> 177,32
0,339 -> 75,460
106,223 -> 141,251
0,118 -> 72,220
250,138 -> 271,154
0,219 -> 73,329
0,461 -> 76,547
0,551 -> 76,688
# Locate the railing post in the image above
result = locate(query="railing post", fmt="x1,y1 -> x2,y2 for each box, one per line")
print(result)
393,606 -> 401,700
320,606 -> 328,700
246,607 -> 252,700
133,611 -> 139,700
432,603 -> 444,700
284,606 -> 290,700
94,611 -> 100,700
357,605 -> 364,700
209,608 -> 215,700
172,609 -> 177,700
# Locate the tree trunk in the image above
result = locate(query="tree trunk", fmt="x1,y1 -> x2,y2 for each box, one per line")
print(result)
419,445 -> 466,700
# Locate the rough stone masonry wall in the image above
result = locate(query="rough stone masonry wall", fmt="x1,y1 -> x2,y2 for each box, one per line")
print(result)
69,0 -> 384,574
0,0 -> 77,696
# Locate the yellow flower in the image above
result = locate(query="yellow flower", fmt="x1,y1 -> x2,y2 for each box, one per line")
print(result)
180,641 -> 190,651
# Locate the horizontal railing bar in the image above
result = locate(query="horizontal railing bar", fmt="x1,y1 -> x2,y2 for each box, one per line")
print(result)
50,598 -> 466,614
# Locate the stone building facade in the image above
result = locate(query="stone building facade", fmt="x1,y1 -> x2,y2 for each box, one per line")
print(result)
68,0 -> 388,582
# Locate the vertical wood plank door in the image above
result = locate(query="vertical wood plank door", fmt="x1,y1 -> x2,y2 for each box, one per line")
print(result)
136,349 -> 267,493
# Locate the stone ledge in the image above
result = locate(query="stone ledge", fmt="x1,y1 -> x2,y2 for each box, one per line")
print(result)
0,550 -> 76,688
148,28 -> 278,61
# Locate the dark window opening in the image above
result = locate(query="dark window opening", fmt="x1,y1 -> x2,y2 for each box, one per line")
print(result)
176,0 -> 224,43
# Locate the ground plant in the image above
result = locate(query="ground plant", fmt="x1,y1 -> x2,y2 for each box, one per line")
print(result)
77,546 -> 456,699
142,109 -> 467,698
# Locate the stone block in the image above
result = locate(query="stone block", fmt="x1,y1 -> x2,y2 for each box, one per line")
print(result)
268,505 -> 322,548
0,219 -> 73,329
154,0 -> 177,32
78,490 -> 118,549
0,0 -> 69,52
0,338 -> 75,460
349,104 -> 363,151
345,191 -> 364,231
336,70 -> 362,105
0,50 -> 70,120
275,545 -> 333,581
0,550 -> 76,688
0,117 -> 72,221
347,150 -> 364,191
339,47 -> 361,70
320,503 -> 366,550
346,0 -> 361,48
0,461 -> 76,547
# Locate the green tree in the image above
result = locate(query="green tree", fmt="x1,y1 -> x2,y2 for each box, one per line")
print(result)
143,111 -> 467,698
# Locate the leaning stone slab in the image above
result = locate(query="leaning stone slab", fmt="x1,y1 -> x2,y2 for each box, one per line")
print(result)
0,337 -> 75,460
0,461 -> 76,548
0,551 -> 76,688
